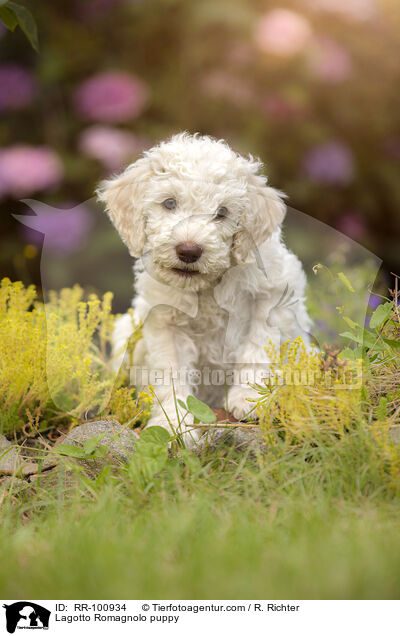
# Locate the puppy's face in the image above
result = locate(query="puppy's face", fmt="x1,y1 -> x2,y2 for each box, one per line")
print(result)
97,133 -> 286,291
142,171 -> 248,290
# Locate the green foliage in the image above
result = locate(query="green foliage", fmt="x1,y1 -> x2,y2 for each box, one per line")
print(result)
256,337 -> 363,443
1,417 -> 400,599
56,433 -> 107,460
0,272 -> 400,599
337,271 -> 355,293
180,395 -> 217,424
369,302 -> 393,329
375,396 -> 388,421
128,426 -> 170,486
107,385 -> 152,427
0,402 -> 22,435
339,294 -> 399,359
307,253 -> 381,348
0,1 -> 38,50
0,278 -> 150,433
256,269 -> 400,491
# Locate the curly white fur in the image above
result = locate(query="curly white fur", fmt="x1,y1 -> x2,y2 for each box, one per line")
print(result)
97,133 -> 311,446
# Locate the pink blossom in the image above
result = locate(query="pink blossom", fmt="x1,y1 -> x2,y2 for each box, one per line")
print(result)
78,125 -> 150,170
74,71 -> 148,122
0,146 -> 63,198
303,142 -> 355,185
0,64 -> 36,111
336,212 -> 366,239
254,9 -> 312,57
307,39 -> 353,83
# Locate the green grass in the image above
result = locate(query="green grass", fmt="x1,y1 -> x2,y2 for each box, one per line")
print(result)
1,280 -> 399,600
1,422 -> 400,599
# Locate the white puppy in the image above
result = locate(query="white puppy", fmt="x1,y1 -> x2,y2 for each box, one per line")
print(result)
98,133 -> 311,444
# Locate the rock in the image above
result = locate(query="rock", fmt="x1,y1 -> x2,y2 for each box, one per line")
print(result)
0,474 -> 23,489
195,426 -> 265,455
0,435 -> 38,476
28,466 -> 81,492
2,421 -> 139,489
45,420 -> 139,478
0,435 -> 24,474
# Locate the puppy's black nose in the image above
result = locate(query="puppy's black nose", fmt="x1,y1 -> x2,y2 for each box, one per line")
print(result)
175,242 -> 203,263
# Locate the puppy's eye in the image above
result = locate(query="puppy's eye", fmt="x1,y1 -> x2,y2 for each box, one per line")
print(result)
215,206 -> 228,220
162,198 -> 177,211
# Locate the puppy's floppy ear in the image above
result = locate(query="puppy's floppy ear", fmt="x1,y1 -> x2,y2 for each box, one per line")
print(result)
233,172 -> 286,264
96,156 -> 152,258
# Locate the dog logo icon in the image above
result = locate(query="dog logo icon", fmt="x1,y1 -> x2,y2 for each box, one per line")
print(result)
2,602 -> 51,633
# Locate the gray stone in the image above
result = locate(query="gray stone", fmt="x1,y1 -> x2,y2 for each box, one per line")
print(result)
0,435 -> 38,476
195,426 -> 265,455
28,466 -> 81,492
0,475 -> 23,489
46,420 -> 139,478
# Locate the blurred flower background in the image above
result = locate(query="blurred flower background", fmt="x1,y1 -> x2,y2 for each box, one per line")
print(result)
0,0 -> 399,309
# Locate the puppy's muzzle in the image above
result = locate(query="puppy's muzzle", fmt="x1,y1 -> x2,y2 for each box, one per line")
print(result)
175,242 -> 203,263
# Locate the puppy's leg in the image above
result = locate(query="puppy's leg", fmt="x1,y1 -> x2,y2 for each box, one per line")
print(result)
227,295 -> 309,420
143,308 -> 200,447
228,361 -> 270,421
111,313 -> 134,372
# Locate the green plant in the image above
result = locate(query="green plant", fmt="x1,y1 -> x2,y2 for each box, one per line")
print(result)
255,337 -> 363,441
177,395 -> 217,425
127,425 -> 171,487
0,1 -> 38,50
1,415 -> 400,599
56,433 -> 107,460
0,278 -> 150,433
339,302 -> 399,361
253,271 -> 400,492
1,273 -> 400,599
338,285 -> 400,420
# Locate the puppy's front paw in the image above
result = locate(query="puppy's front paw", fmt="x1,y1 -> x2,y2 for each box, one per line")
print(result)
228,386 -> 258,421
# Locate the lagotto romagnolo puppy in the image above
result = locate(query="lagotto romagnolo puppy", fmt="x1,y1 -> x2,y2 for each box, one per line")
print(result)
97,133 -> 311,445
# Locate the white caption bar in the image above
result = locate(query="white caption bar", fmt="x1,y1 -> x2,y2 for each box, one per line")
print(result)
1,600 -> 398,635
